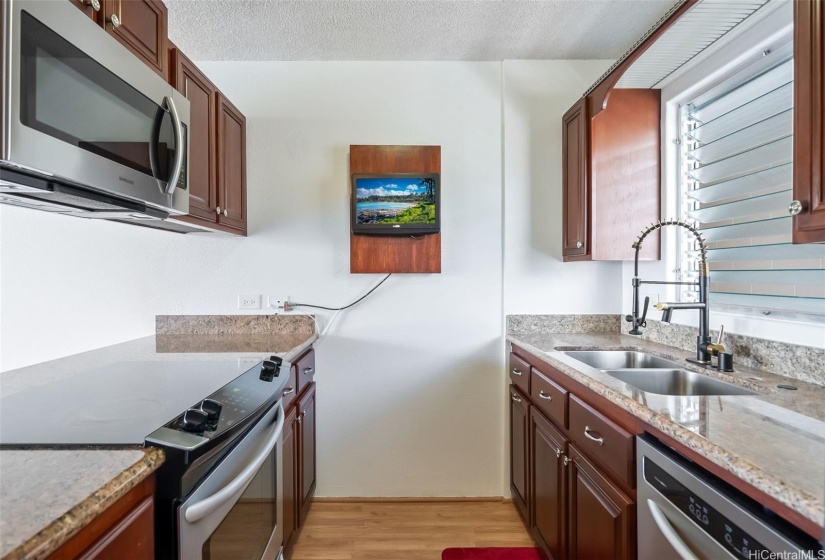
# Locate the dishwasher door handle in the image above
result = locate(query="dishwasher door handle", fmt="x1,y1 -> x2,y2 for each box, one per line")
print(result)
647,499 -> 700,560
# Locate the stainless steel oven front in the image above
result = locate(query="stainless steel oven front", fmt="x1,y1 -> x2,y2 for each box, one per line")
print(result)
0,0 -> 189,215
178,401 -> 286,560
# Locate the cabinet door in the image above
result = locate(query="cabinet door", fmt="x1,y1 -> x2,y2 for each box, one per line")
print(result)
68,0 -> 100,20
102,0 -> 167,78
171,48 -> 218,222
793,0 -> 825,243
509,385 -> 530,523
567,445 -> 634,560
531,408 -> 567,560
216,93 -> 247,233
297,383 -> 316,526
562,97 -> 590,260
282,406 -> 298,553
77,498 -> 153,560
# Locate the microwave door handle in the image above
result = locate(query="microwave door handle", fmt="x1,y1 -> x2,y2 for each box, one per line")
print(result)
149,108 -> 163,193
184,403 -> 285,524
164,95 -> 184,196
646,499 -> 700,560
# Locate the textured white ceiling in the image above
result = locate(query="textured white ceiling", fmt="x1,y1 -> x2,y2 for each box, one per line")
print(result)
166,0 -> 677,62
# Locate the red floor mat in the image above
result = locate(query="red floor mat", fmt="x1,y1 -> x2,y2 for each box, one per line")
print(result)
442,548 -> 543,560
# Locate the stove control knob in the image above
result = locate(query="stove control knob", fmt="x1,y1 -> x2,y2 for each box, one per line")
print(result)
181,408 -> 208,434
269,355 -> 284,366
200,399 -> 222,428
260,360 -> 279,382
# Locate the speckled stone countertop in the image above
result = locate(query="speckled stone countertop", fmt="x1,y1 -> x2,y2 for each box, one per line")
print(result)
0,447 -> 163,560
507,332 -> 825,529
0,327 -> 317,559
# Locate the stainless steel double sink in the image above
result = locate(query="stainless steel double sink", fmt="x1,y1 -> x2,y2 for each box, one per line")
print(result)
562,350 -> 756,397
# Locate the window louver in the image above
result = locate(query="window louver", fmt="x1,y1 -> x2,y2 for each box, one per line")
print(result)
680,58 -> 825,316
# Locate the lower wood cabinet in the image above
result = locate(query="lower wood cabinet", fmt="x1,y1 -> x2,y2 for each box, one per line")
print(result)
284,348 -> 317,558
509,350 -> 636,560
531,408 -> 566,560
567,445 -> 634,560
509,385 -> 530,523
297,381 -> 317,526
48,475 -> 155,560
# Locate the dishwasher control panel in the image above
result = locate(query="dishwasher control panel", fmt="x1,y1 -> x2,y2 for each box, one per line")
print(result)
645,458 -> 767,559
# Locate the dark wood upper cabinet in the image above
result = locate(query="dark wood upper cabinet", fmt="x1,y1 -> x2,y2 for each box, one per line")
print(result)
216,93 -> 247,233
531,408 -> 567,560
170,48 -> 218,223
297,382 -> 316,527
102,0 -> 167,78
510,385 -> 530,524
562,97 -> 590,260
793,0 -> 825,243
562,90 -> 660,262
68,0 -> 100,20
567,445 -> 634,560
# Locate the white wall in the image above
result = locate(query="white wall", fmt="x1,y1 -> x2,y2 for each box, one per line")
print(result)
502,60 -> 621,315
1,62 -> 507,497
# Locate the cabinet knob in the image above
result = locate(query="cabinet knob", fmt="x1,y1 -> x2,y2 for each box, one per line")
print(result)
216,206 -> 222,214
555,448 -> 562,458
303,367 -> 314,375
84,0 -> 100,11
563,456 -> 570,467
108,13 -> 120,27
297,415 -> 302,423
789,200 -> 804,216
576,240 -> 583,249
223,209 -> 228,217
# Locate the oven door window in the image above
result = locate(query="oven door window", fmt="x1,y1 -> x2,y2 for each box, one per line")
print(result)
202,449 -> 279,559
18,10 -> 183,189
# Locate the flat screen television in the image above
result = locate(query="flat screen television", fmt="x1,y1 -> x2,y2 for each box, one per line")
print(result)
351,173 -> 440,235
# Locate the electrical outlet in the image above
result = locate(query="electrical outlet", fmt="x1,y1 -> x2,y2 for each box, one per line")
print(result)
238,294 -> 261,310
267,295 -> 291,312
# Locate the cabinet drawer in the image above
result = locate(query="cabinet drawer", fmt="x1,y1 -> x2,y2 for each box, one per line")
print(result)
282,364 -> 299,411
509,353 -> 530,395
295,349 -> 316,397
530,368 -> 568,429
569,395 -> 634,487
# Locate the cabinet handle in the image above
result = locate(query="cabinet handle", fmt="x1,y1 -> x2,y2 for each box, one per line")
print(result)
511,394 -> 522,403
563,456 -> 570,467
84,0 -> 100,11
789,200 -> 804,216
511,368 -> 523,377
108,13 -> 120,27
297,415 -> 302,423
576,240 -> 583,249
303,367 -> 314,375
584,426 -> 604,446
283,386 -> 295,395
301,411 -> 307,418
555,448 -> 562,458
538,391 -> 553,401
216,206 -> 222,214
223,209 -> 228,217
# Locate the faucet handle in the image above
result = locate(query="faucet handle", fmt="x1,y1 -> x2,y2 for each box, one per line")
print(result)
717,325 -> 725,345
707,324 -> 726,356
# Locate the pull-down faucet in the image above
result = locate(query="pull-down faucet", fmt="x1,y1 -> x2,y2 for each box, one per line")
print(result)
626,219 -> 726,367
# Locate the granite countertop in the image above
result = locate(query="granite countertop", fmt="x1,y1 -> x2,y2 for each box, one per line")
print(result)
0,447 -> 163,560
507,332 -> 825,529
0,326 -> 317,560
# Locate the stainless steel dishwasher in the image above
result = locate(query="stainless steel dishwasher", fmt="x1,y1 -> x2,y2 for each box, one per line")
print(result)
637,435 -> 821,560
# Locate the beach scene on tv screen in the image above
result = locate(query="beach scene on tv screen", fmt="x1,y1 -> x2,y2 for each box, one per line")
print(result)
355,177 -> 437,225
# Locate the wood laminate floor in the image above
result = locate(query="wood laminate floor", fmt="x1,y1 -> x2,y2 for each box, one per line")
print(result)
290,501 -> 536,560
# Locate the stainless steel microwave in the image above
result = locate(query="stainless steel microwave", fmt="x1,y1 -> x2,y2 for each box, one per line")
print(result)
0,0 -> 190,225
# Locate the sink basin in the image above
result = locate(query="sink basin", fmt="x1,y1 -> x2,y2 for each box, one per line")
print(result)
564,350 -> 681,370
604,368 -> 757,397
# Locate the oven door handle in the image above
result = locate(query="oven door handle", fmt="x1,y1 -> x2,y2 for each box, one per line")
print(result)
647,499 -> 700,560
184,403 -> 284,524
164,95 -> 184,197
